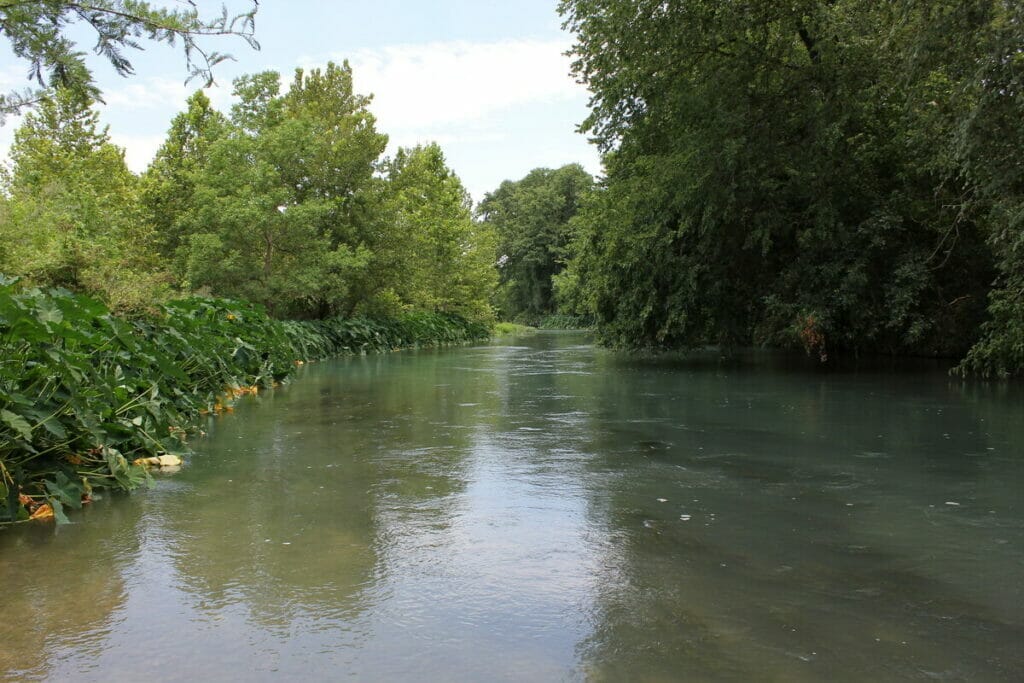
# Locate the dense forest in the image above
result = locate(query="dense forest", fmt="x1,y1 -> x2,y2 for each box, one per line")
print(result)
556,0 -> 1024,378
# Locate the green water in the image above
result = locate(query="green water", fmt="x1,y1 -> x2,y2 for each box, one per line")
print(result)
2,332 -> 1023,681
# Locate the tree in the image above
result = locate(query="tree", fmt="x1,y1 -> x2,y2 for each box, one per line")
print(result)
384,143 -> 497,320
0,88 -> 165,308
558,0 -> 996,358
477,164 -> 593,323
176,63 -> 388,318
140,89 -> 228,267
948,1 -> 1024,376
0,0 -> 258,118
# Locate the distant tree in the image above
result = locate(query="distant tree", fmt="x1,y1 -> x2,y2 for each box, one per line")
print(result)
384,143 -> 497,320
0,0 -> 258,119
477,164 -> 593,323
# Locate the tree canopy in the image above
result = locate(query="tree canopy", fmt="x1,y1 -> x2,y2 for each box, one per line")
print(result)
558,0 -> 1021,374
169,63 -> 388,318
477,164 -> 593,323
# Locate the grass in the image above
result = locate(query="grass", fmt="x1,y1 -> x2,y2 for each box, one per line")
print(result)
493,322 -> 537,336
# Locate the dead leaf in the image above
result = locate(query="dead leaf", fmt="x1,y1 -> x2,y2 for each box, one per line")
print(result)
30,504 -> 54,521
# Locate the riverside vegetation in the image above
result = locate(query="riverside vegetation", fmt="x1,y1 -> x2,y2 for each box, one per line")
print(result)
0,278 -> 487,524
0,58 -> 497,524
2,2 -> 1024,525
555,1 -> 1024,377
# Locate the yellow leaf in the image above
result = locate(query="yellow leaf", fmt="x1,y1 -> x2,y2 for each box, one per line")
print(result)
30,504 -> 54,521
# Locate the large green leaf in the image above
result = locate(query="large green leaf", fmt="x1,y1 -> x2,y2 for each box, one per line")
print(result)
35,300 -> 63,326
1,409 -> 33,441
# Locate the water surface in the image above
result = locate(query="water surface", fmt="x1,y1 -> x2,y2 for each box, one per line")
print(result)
2,333 -> 1022,681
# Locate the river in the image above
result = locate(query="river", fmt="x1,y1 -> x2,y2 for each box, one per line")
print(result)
1,332 -> 1022,681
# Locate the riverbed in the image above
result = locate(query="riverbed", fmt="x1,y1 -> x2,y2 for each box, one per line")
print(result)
2,332 -> 1022,681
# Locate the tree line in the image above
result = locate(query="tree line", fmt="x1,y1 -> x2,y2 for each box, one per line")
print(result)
3,1 -> 1023,378
0,63 -> 496,321
547,0 -> 1024,376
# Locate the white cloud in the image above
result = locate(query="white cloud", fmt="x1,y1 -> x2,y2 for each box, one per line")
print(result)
101,76 -> 234,112
314,38 -> 585,133
101,78 -> 191,110
108,132 -> 166,174
388,127 -> 508,150
0,37 -> 601,193
97,79 -> 235,172
312,37 -> 597,197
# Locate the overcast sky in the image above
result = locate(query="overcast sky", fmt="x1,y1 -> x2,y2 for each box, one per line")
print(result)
0,0 -> 602,203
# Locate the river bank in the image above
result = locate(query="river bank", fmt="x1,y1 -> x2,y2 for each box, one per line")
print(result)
0,279 -> 489,524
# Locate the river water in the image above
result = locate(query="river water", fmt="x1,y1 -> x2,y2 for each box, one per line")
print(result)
2,332 -> 1022,681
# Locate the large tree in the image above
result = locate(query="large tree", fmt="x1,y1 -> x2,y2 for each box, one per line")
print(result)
384,143 -> 497,320
175,62 -> 388,318
141,63 -> 498,322
139,89 -> 228,265
559,0 -> 1002,361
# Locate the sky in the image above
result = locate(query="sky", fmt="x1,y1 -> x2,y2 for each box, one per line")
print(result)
0,0 -> 602,203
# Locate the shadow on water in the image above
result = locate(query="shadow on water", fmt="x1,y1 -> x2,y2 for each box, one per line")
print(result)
573,343 -> 1024,681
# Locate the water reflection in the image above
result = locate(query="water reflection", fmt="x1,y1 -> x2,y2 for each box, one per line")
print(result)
1,335 -> 1022,681
0,500 -> 138,679
576,349 -> 1024,681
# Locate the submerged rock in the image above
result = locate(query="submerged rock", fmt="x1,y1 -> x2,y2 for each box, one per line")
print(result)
133,454 -> 184,468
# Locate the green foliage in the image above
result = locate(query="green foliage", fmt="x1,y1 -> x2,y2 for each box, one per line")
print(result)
558,0 -> 1001,361
381,144 -> 498,321
306,311 -> 490,356
144,73 -> 497,323
174,63 -> 388,318
0,278 -> 489,524
951,2 -> 1024,377
0,89 -> 169,311
493,322 -> 537,336
478,165 -> 593,323
139,90 -> 228,265
536,314 -> 594,330
0,0 -> 258,118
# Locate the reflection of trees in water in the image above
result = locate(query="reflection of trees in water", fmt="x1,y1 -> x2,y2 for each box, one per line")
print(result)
159,346 -> 499,632
572,351 -> 1024,680
0,498 -> 142,679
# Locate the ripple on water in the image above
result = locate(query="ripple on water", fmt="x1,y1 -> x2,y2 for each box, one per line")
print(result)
3,333 -> 1023,682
